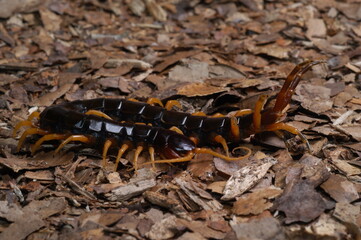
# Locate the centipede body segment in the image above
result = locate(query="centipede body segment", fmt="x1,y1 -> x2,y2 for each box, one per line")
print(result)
13,60 -> 325,170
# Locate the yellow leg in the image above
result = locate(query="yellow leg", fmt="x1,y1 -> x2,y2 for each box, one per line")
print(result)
213,135 -> 230,157
55,135 -> 92,153
165,100 -> 182,111
148,146 -> 155,169
85,110 -> 112,120
114,144 -> 129,171
232,109 -> 253,117
147,98 -> 164,107
192,112 -> 207,116
169,126 -> 184,135
253,95 -> 268,132
31,134 -> 68,154
17,128 -> 48,152
128,98 -> 139,102
102,139 -> 113,168
133,146 -> 144,172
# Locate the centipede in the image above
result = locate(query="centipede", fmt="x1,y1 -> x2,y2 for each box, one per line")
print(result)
13,60 -> 325,171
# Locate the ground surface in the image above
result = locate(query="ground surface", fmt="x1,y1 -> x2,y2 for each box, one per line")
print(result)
0,0 -> 360,239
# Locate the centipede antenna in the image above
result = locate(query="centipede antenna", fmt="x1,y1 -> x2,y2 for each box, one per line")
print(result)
55,135 -> 92,154
85,110 -> 113,120
165,100 -> 182,111
17,128 -> 48,152
213,135 -> 230,157
31,133 -> 67,154
102,139 -> 113,168
13,120 -> 34,137
195,147 -> 251,161
133,146 -> 144,172
146,98 -> 164,107
114,144 -> 129,171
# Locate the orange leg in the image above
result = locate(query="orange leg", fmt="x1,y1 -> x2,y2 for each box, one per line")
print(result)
213,135 -> 230,157
114,143 -> 129,171
102,139 -> 113,168
232,109 -> 253,117
192,112 -> 207,116
85,110 -> 112,120
169,126 -> 184,135
17,128 -> 48,152
148,146 -> 156,169
133,146 -> 144,172
230,117 -> 240,141
147,98 -> 164,107
138,152 -> 195,166
27,111 -> 41,121
55,135 -> 92,153
253,95 -> 268,133
139,145 -> 251,166
31,134 -> 68,154
189,136 -> 199,145
265,122 -> 311,151
195,147 -> 251,161
13,111 -> 41,137
212,113 -> 224,118
128,98 -> 139,102
165,100 -> 182,111
13,120 -> 34,137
